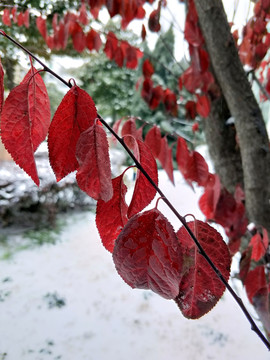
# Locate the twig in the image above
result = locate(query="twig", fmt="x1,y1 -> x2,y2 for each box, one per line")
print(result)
250,70 -> 270,102
1,30 -> 270,351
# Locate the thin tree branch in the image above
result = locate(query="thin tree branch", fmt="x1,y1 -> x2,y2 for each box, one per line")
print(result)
1,30 -> 270,351
250,70 -> 270,102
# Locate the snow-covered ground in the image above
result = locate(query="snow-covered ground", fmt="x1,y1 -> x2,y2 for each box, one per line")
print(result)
0,172 -> 269,360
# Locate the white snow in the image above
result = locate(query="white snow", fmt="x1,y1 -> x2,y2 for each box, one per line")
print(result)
0,172 -> 269,360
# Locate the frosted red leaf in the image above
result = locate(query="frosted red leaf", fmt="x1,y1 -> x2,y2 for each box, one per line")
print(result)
96,172 -> 129,252
113,208 -> 183,299
175,220 -> 231,319
76,122 -> 113,202
1,66 -> 51,185
48,85 -> 97,181
123,135 -> 158,218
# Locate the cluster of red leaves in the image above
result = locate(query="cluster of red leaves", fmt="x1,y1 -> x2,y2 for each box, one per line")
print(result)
140,59 -> 178,115
2,7 -> 30,28
239,0 -> 270,70
1,3 -> 143,71
0,61 -> 232,319
104,31 -> 143,69
180,0 -> 213,119
239,227 -> 270,335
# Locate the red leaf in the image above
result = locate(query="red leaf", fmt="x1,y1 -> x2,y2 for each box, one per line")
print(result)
112,118 -> 122,139
249,228 -> 269,261
78,3 -> 88,25
185,100 -> 197,120
163,89 -> 178,116
158,136 -> 174,184
176,137 -> 208,186
121,118 -> 141,144
198,48 -> 209,72
175,220 -> 231,319
141,78 -> 153,103
239,247 -> 252,283
148,9 -> 161,32
199,174 -> 221,219
0,58 -> 4,114
184,19 -> 204,47
48,85 -> 97,181
245,266 -> 267,304
36,16 -> 47,39
182,67 -> 215,94
114,46 -> 124,67
196,94 -> 211,118
17,12 -> 24,27
192,122 -> 199,132
1,67 -> 50,185
126,45 -> 139,69
113,208 -> 183,299
190,151 -> 209,186
23,9 -> 30,28
57,20 -> 69,49
71,23 -> 86,52
2,9 -> 11,26
76,122 -> 113,202
124,135 -> 158,217
149,86 -> 163,109
96,172 -> 128,252
144,124 -> 162,158
89,0 -> 103,18
104,31 -> 118,60
86,28 -> 102,51
141,24 -> 147,40
11,7 -> 17,23
142,59 -> 154,78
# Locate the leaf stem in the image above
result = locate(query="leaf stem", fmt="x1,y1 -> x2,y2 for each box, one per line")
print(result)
1,30 -> 270,351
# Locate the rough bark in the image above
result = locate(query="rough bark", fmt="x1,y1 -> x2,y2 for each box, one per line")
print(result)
194,0 -> 270,233
204,92 -> 243,193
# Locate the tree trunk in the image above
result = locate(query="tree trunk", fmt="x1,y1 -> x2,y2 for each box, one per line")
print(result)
204,92 -> 243,193
194,0 -> 270,233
